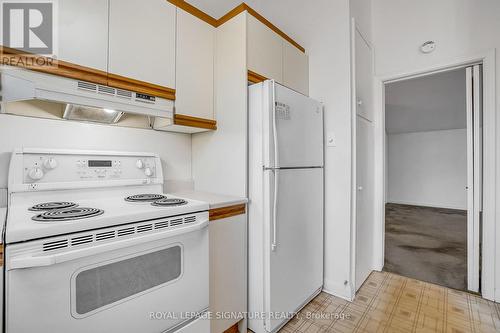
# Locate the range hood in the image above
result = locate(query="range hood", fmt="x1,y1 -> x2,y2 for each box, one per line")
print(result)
0,66 -> 173,124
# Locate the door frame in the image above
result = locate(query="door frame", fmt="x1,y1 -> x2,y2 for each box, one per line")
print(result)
372,50 -> 497,300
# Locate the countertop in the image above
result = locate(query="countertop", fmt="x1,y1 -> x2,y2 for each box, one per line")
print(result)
171,191 -> 248,210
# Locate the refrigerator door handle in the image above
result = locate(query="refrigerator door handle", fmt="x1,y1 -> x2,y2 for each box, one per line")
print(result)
272,80 -> 279,169
271,80 -> 279,252
272,168 -> 279,251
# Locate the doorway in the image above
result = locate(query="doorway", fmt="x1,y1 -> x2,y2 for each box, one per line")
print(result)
382,66 -> 482,292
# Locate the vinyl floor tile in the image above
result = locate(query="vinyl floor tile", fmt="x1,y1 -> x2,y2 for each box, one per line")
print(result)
247,271 -> 500,333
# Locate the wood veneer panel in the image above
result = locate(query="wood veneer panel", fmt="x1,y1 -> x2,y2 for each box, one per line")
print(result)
247,70 -> 268,83
174,114 -> 217,130
1,46 -> 108,85
168,0 -> 218,26
209,204 -> 246,221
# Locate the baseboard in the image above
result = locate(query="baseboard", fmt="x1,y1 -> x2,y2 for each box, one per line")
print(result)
322,279 -> 354,301
386,200 -> 466,211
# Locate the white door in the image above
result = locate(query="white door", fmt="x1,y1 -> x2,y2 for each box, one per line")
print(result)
264,81 -> 324,168
355,116 -> 375,290
247,15 -> 283,82
175,9 -> 215,119
283,40 -> 309,96
264,168 -> 323,332
108,0 -> 176,88
58,0 -> 109,71
354,29 -> 374,121
466,65 -> 483,293
353,25 -> 375,291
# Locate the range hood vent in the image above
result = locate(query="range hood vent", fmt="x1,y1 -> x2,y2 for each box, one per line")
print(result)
63,104 -> 124,124
0,66 -> 173,122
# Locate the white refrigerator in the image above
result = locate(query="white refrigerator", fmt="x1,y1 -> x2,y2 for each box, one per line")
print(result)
248,81 -> 324,333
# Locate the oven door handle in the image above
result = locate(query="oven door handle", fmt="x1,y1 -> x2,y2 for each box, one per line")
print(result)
8,220 -> 209,270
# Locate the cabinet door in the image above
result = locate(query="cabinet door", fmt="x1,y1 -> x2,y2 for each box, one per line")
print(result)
58,0 -> 109,71
108,0 -> 176,88
210,213 -> 246,333
175,9 -> 215,119
247,15 -> 283,82
283,40 -> 309,95
355,29 -> 373,121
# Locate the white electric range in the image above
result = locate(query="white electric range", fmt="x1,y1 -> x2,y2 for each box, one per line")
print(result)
4,148 -> 210,333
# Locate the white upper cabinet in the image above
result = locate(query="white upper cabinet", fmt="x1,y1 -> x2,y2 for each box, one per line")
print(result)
175,9 -> 215,119
247,15 -> 283,82
283,40 -> 309,96
58,0 -> 109,71
108,0 -> 176,88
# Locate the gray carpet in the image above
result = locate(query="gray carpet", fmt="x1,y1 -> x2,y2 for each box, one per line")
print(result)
384,203 -> 467,291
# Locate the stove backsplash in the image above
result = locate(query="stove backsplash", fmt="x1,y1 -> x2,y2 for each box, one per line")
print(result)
0,113 -> 193,191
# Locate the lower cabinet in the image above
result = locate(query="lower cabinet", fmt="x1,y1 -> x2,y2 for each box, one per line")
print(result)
209,206 -> 247,333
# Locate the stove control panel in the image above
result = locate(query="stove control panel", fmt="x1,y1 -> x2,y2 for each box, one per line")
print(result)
20,151 -> 161,185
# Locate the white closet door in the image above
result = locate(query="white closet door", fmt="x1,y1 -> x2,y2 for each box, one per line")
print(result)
466,65 -> 483,293
355,116 -> 375,291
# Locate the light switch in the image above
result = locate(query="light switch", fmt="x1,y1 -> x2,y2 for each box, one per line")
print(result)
326,132 -> 336,147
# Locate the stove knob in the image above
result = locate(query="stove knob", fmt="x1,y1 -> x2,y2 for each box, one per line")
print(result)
144,167 -> 153,177
28,167 -> 44,180
43,157 -> 58,170
136,159 -> 144,169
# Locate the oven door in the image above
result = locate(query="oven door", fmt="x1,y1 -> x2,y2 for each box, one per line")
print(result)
5,212 -> 209,333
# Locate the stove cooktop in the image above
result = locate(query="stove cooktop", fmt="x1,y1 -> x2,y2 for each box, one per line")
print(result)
7,188 -> 209,243
32,207 -> 105,222
29,202 -> 78,211
124,194 -> 167,202
151,198 -> 188,207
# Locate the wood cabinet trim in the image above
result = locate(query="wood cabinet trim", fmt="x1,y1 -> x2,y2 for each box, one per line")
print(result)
248,70 -> 268,84
107,73 -> 176,100
1,46 -> 108,85
174,114 -> 217,130
239,4 -> 306,53
209,204 -> 246,221
167,0 -> 218,27
1,46 -> 176,100
223,323 -> 239,333
169,1 -> 305,53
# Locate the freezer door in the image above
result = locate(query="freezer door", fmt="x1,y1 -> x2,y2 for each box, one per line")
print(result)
263,81 -> 324,168
264,168 -> 323,332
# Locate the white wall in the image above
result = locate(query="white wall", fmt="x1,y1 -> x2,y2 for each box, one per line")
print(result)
387,129 -> 467,210
308,0 -> 353,300
190,0 -> 356,300
372,0 -> 500,301
0,114 -> 192,189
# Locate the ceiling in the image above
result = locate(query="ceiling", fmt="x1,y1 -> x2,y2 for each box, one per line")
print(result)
186,0 -> 314,49
385,68 -> 467,134
186,0 -> 241,18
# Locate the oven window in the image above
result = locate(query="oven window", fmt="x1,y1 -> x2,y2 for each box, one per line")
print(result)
74,246 -> 182,315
